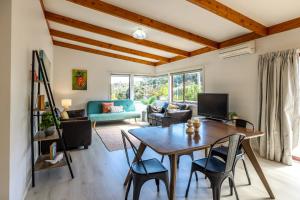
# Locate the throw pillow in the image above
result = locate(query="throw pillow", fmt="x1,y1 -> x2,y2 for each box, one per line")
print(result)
167,103 -> 179,110
102,102 -> 114,113
162,102 -> 169,110
110,106 -> 124,113
61,111 -> 69,119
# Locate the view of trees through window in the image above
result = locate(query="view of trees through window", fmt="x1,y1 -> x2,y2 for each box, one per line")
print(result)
110,70 -> 203,102
134,75 -> 168,101
110,74 -> 130,100
172,70 -> 203,102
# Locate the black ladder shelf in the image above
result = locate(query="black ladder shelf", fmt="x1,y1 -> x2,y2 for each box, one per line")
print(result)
30,50 -> 74,187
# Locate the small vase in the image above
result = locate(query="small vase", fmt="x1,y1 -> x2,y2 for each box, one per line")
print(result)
45,126 -> 55,136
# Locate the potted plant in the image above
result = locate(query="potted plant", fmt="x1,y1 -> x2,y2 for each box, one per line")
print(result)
40,112 -> 60,136
228,112 -> 239,120
141,96 -> 157,122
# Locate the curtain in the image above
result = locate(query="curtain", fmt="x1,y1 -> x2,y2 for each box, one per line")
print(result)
258,49 -> 300,165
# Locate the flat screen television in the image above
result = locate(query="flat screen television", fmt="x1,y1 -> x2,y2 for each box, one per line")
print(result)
198,93 -> 228,120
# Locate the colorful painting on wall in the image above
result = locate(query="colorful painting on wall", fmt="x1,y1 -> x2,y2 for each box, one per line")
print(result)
72,69 -> 87,90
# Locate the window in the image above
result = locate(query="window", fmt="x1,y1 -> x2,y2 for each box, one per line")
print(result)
110,74 -> 130,100
133,75 -> 168,101
172,70 -> 203,102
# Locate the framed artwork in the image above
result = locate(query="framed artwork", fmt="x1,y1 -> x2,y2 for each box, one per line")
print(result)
72,69 -> 87,90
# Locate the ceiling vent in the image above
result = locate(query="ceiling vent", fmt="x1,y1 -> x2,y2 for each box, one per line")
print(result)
218,41 -> 255,59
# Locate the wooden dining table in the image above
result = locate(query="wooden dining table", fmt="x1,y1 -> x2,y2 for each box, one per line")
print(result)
124,120 -> 275,200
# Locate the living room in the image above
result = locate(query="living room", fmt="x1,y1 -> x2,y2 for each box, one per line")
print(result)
1,0 -> 300,200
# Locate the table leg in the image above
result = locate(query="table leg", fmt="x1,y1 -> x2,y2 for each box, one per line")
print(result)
242,139 -> 275,199
123,143 -> 146,186
169,154 -> 177,200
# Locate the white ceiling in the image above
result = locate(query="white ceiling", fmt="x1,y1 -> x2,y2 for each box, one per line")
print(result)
44,0 -> 300,62
218,0 -> 300,26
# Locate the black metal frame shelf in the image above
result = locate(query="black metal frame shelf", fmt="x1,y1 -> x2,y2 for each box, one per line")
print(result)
30,50 -> 74,187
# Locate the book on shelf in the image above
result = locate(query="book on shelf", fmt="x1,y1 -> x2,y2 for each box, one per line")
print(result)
50,142 -> 57,160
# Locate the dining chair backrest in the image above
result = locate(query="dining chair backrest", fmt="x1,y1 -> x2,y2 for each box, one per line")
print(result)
121,130 -> 148,174
224,134 -> 245,172
206,133 -> 245,173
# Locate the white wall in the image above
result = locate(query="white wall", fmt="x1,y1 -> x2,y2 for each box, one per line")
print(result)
9,0 -> 53,199
0,0 -> 12,199
53,46 -> 155,110
156,28 -> 300,126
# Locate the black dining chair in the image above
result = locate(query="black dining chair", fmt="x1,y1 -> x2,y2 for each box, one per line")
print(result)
210,119 -> 253,185
121,130 -> 170,200
185,133 -> 245,200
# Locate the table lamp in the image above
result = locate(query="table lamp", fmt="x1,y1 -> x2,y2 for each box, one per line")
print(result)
61,99 -> 72,111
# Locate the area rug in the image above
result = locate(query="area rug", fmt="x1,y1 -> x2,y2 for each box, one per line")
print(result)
95,121 -> 148,152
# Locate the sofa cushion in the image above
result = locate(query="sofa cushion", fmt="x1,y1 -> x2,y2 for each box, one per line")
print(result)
110,106 -> 124,113
102,102 -> 114,113
89,111 -> 140,122
167,103 -> 179,110
166,110 -> 190,119
149,113 -> 164,119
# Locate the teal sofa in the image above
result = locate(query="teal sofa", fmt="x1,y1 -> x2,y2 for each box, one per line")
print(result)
87,100 -> 141,127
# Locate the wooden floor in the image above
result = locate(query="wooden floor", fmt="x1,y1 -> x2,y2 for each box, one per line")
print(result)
26,127 -> 300,200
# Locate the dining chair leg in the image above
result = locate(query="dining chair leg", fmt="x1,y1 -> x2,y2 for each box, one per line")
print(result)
132,177 -> 145,200
155,179 -> 160,192
190,153 -> 199,181
161,172 -> 170,199
242,159 -> 251,185
125,176 -> 132,200
229,176 -> 239,200
211,184 -> 221,200
161,155 -> 165,163
228,177 -> 233,196
185,167 -> 194,197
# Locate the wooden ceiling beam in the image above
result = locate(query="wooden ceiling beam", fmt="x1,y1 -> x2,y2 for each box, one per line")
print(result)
187,0 -> 267,36
189,47 -> 214,56
219,32 -> 262,48
53,40 -> 157,66
39,0 -> 53,43
155,47 -> 214,66
50,29 -> 169,63
268,17 -> 300,35
67,0 -> 219,49
45,11 -> 189,57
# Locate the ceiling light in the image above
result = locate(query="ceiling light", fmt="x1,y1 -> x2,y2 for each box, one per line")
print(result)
132,28 -> 147,40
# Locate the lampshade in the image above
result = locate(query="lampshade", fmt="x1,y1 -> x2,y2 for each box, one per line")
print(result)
132,28 -> 147,40
61,99 -> 72,109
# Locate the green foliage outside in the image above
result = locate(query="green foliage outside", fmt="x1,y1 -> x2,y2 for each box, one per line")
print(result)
173,72 -> 203,102
111,72 -> 203,102
134,76 -> 169,101
141,96 -> 157,105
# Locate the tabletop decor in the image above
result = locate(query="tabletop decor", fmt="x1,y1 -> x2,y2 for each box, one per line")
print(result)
186,119 -> 194,134
193,118 -> 200,132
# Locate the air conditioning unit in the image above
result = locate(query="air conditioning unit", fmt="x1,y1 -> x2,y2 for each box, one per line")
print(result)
218,41 -> 255,59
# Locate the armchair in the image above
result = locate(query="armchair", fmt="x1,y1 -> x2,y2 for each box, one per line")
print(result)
147,103 -> 192,127
41,109 -> 92,153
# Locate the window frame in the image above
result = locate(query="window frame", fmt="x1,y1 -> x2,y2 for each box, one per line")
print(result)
110,73 -> 131,100
171,69 -> 204,103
